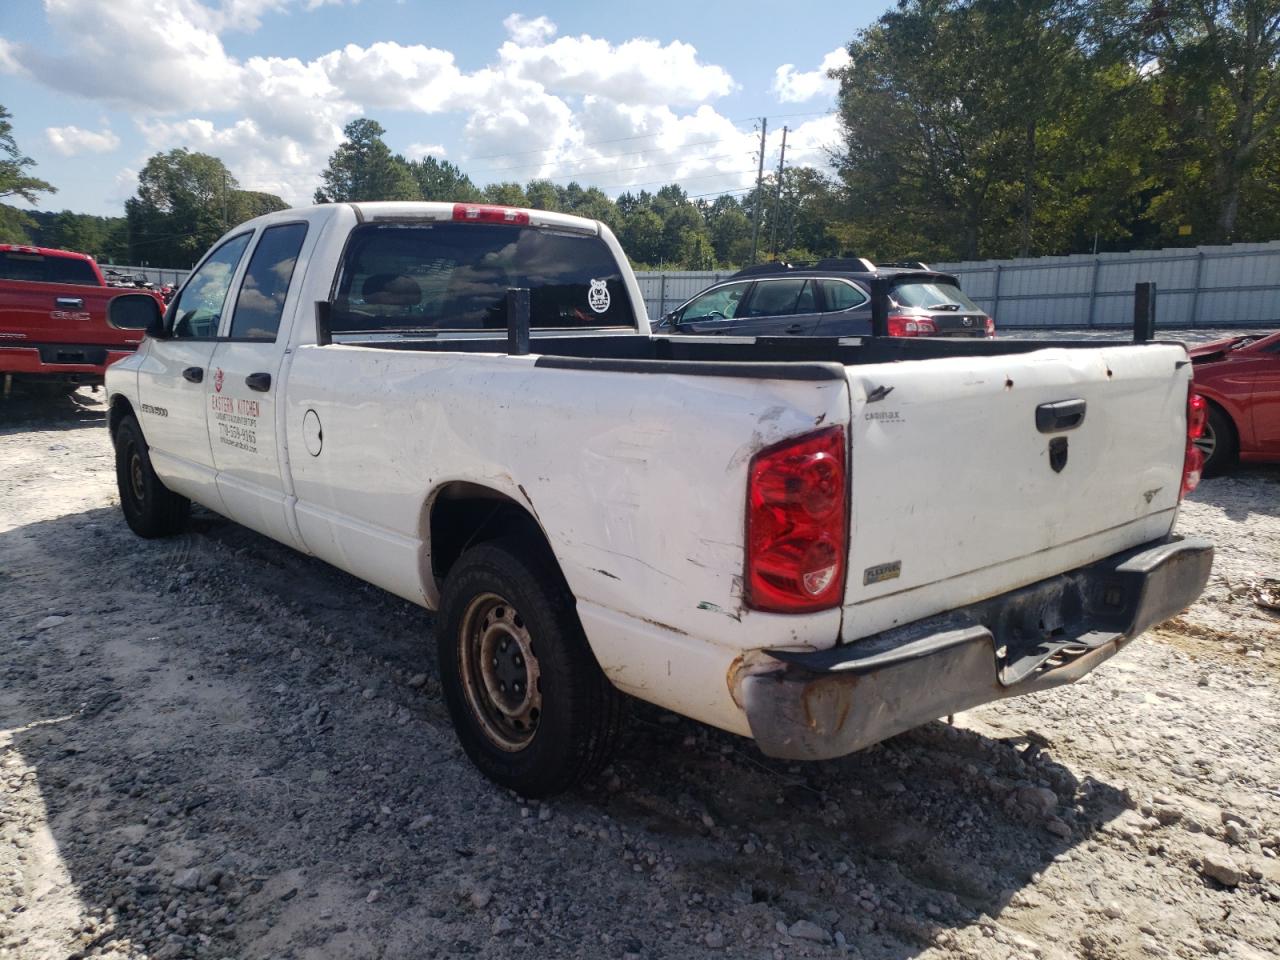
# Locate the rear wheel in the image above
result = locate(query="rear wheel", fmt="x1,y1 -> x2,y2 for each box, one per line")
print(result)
1196,402 -> 1238,478
114,415 -> 190,538
437,538 -> 623,797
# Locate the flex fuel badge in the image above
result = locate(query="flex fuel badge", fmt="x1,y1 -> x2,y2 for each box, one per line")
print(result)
587,279 -> 611,313
863,561 -> 902,586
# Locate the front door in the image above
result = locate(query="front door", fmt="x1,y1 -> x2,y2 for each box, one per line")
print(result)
135,232 -> 253,508
205,221 -> 311,547
1248,341 -> 1280,451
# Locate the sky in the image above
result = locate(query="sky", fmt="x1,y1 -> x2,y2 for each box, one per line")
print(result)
0,0 -> 883,218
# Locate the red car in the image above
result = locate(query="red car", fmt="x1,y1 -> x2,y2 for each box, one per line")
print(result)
1189,330 -> 1280,475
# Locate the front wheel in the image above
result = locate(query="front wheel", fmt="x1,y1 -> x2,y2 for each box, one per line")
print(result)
437,538 -> 623,797
114,415 -> 190,538
1196,402 -> 1239,478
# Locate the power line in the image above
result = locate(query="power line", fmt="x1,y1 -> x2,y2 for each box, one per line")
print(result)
477,152 -> 752,185
470,137 -> 740,176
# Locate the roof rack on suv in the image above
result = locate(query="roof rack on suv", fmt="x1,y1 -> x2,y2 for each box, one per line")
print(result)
812,257 -> 878,272
729,262 -> 796,279
875,260 -> 931,271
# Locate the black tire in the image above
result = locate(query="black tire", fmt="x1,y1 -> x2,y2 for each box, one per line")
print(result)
438,537 -> 623,797
1198,402 -> 1239,478
114,415 -> 190,538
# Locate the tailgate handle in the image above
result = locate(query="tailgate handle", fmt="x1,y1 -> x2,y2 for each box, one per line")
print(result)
56,297 -> 84,309
1036,399 -> 1086,433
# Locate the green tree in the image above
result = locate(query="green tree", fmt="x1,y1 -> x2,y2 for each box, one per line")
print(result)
620,207 -> 664,266
125,149 -> 287,267
315,119 -> 421,203
0,106 -> 56,206
408,155 -> 482,201
525,179 -> 561,211
481,181 -> 528,206
1114,0 -> 1280,242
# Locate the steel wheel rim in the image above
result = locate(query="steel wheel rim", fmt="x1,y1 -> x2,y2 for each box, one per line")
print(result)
129,448 -> 146,505
1193,423 -> 1216,460
458,592 -> 542,752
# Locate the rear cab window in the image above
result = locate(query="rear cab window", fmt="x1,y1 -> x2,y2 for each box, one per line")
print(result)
0,250 -> 100,286
330,222 -> 635,335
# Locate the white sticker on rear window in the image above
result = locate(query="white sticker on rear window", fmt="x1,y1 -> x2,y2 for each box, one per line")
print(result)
587,279 -> 611,313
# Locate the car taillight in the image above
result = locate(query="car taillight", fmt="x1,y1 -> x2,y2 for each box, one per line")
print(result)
1181,392 -> 1206,499
886,315 -> 936,337
746,427 -> 848,613
452,203 -> 530,225
983,316 -> 996,337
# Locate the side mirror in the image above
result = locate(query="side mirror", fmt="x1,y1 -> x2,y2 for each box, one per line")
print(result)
662,311 -> 678,329
109,293 -> 167,338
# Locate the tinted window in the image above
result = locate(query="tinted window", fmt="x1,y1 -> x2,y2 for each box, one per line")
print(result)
892,281 -> 981,312
820,279 -> 868,312
0,251 -> 99,285
742,278 -> 812,317
170,234 -> 252,339
332,223 -> 634,333
678,282 -> 748,323
229,223 -> 308,341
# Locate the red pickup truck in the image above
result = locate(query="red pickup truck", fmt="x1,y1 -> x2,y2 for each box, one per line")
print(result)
0,244 -> 159,395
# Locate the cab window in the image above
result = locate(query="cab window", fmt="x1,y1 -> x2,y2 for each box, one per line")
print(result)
170,234 -> 252,339
331,222 -> 634,332
678,282 -> 748,323
229,223 -> 308,341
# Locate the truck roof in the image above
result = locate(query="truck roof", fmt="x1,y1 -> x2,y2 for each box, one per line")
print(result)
0,243 -> 99,264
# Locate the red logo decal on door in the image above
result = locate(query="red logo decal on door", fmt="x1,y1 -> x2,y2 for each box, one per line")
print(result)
214,367 -> 224,392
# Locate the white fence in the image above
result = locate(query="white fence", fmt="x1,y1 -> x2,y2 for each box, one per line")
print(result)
636,239 -> 1280,328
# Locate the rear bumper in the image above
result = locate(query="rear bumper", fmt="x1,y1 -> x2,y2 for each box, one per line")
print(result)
0,344 -> 134,382
741,536 -> 1212,760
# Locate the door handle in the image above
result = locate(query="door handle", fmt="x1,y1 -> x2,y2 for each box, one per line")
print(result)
245,372 -> 271,392
56,297 -> 84,310
785,323 -> 805,334
1036,398 -> 1087,433
182,367 -> 203,383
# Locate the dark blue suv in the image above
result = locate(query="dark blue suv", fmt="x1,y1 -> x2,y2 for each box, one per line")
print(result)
658,259 -> 994,338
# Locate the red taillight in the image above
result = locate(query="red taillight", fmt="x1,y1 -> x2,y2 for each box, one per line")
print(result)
983,316 -> 996,338
746,427 -> 848,613
886,315 -> 936,337
1181,392 -> 1207,498
452,203 -> 530,225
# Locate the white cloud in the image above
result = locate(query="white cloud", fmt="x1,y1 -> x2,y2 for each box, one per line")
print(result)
499,34 -> 735,106
783,113 -> 841,170
503,13 -> 556,46
0,38 -> 25,76
45,125 -> 121,156
772,46 -> 850,103
15,0 -> 762,204
406,142 -> 447,158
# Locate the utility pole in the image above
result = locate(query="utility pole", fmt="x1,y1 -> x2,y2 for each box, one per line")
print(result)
749,118 -> 768,265
769,126 -> 788,259
222,171 -> 229,230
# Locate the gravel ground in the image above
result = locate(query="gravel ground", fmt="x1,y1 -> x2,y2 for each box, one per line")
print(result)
1,389 -> 1277,960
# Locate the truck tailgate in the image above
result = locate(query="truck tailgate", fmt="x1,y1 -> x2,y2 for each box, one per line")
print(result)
842,343 -> 1190,640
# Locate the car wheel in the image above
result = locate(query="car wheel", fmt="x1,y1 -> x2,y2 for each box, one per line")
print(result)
1195,402 -> 1238,478
438,537 -> 624,797
114,415 -> 190,538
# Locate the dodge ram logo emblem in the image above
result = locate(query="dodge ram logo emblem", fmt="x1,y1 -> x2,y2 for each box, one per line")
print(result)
214,367 -> 224,393
1049,436 -> 1068,472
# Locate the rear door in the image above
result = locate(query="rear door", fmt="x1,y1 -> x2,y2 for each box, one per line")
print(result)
1247,339 -> 1280,451
840,343 -> 1192,640
729,277 -> 820,335
205,221 -> 312,548
135,232 -> 252,508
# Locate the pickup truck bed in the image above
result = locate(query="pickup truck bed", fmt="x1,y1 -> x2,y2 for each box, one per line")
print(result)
104,202 -> 1211,795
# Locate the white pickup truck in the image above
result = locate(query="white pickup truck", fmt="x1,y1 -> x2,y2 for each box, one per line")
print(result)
104,202 -> 1212,796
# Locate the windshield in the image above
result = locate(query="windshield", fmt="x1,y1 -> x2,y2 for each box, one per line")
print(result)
332,222 -> 634,333
892,281 -> 981,312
